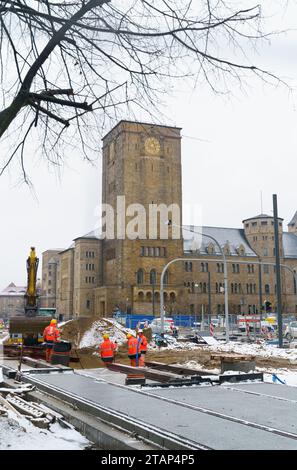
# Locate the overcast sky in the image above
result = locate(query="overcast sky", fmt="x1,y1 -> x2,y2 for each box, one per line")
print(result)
1,1 -> 297,288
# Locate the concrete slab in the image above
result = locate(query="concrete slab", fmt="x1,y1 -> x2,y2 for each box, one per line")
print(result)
148,384 -> 297,435
28,372 -> 297,450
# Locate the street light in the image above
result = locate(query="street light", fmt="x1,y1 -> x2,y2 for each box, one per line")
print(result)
161,221 -> 230,341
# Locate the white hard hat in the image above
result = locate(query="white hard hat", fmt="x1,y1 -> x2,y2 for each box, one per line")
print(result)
138,329 -> 143,333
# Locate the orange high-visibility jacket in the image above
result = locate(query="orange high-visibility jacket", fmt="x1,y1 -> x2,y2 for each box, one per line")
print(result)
100,339 -> 117,359
43,325 -> 60,342
128,336 -> 139,357
139,334 -> 148,352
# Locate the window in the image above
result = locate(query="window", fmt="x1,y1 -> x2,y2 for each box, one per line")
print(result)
141,246 -> 166,257
150,269 -> 157,285
48,280 -> 51,285
264,264 -> 269,274
85,277 -> 88,283
252,222 -> 257,227
201,262 -> 209,272
136,269 -> 144,284
261,221 -> 268,226
265,284 -> 270,294
185,262 -> 193,272
263,248 -> 268,257
86,300 -> 91,309
217,263 -> 224,273
232,264 -> 240,274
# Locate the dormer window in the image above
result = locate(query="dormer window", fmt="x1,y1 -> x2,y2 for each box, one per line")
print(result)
237,244 -> 245,256
207,243 -> 215,254
224,242 -> 231,255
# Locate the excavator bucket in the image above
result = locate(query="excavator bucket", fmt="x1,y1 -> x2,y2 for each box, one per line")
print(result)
9,316 -> 52,334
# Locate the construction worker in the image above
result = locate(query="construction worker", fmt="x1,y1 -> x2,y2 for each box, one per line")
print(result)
127,333 -> 140,367
138,329 -> 148,367
99,333 -> 117,366
43,319 -> 60,363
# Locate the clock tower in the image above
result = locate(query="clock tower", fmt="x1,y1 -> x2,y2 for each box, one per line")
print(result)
95,121 -> 184,316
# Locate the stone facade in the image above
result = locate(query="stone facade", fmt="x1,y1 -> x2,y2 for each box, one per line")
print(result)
42,120 -> 297,319
0,283 -> 26,319
40,249 -> 62,308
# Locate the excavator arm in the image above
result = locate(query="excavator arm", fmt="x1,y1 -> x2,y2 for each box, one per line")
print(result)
24,247 -> 39,316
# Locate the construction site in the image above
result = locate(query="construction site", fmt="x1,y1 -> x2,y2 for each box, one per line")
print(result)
2,310 -> 297,451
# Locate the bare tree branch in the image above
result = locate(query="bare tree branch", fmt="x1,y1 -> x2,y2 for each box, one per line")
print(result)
0,0 -> 286,178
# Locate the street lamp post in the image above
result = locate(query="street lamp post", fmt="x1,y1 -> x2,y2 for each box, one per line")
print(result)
163,223 -> 230,341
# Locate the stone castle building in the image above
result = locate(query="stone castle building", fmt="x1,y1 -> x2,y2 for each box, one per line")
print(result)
42,121 -> 297,319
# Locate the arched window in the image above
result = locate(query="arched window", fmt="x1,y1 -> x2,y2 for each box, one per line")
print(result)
154,291 -> 160,301
170,292 -> 176,302
146,291 -> 152,301
138,291 -> 144,301
265,284 -> 270,294
150,269 -> 157,285
136,269 -> 144,284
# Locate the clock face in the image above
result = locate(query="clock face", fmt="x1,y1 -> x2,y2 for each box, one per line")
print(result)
144,137 -> 160,155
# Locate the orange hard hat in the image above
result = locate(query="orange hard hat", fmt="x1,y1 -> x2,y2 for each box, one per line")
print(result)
126,333 -> 132,339
103,333 -> 109,339
50,319 -> 57,325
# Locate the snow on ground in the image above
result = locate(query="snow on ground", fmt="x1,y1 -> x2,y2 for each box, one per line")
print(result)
58,319 -> 73,328
0,411 -> 90,450
79,318 -> 130,349
206,340 -> 297,363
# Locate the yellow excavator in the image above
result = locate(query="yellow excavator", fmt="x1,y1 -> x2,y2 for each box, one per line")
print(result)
7,247 -> 52,351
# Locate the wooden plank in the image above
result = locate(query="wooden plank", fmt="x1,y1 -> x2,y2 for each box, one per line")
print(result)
106,362 -> 181,383
145,361 -> 216,376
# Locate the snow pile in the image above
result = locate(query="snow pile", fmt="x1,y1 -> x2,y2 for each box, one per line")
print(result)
79,318 -> 130,349
176,360 -> 220,374
0,414 -> 90,450
206,341 -> 297,363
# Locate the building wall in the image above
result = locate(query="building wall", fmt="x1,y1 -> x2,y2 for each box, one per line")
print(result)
0,295 -> 25,319
56,248 -> 74,319
41,250 -> 61,308
73,238 -> 102,318
100,121 -> 185,315
47,121 -> 297,318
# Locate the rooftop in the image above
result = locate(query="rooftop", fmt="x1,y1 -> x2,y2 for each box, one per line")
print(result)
0,283 -> 26,296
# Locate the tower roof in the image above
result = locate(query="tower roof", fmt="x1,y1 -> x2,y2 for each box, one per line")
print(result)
288,211 -> 297,226
242,213 -> 283,223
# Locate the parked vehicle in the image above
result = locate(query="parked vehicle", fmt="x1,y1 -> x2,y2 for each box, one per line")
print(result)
284,321 -> 297,341
150,317 -> 178,335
